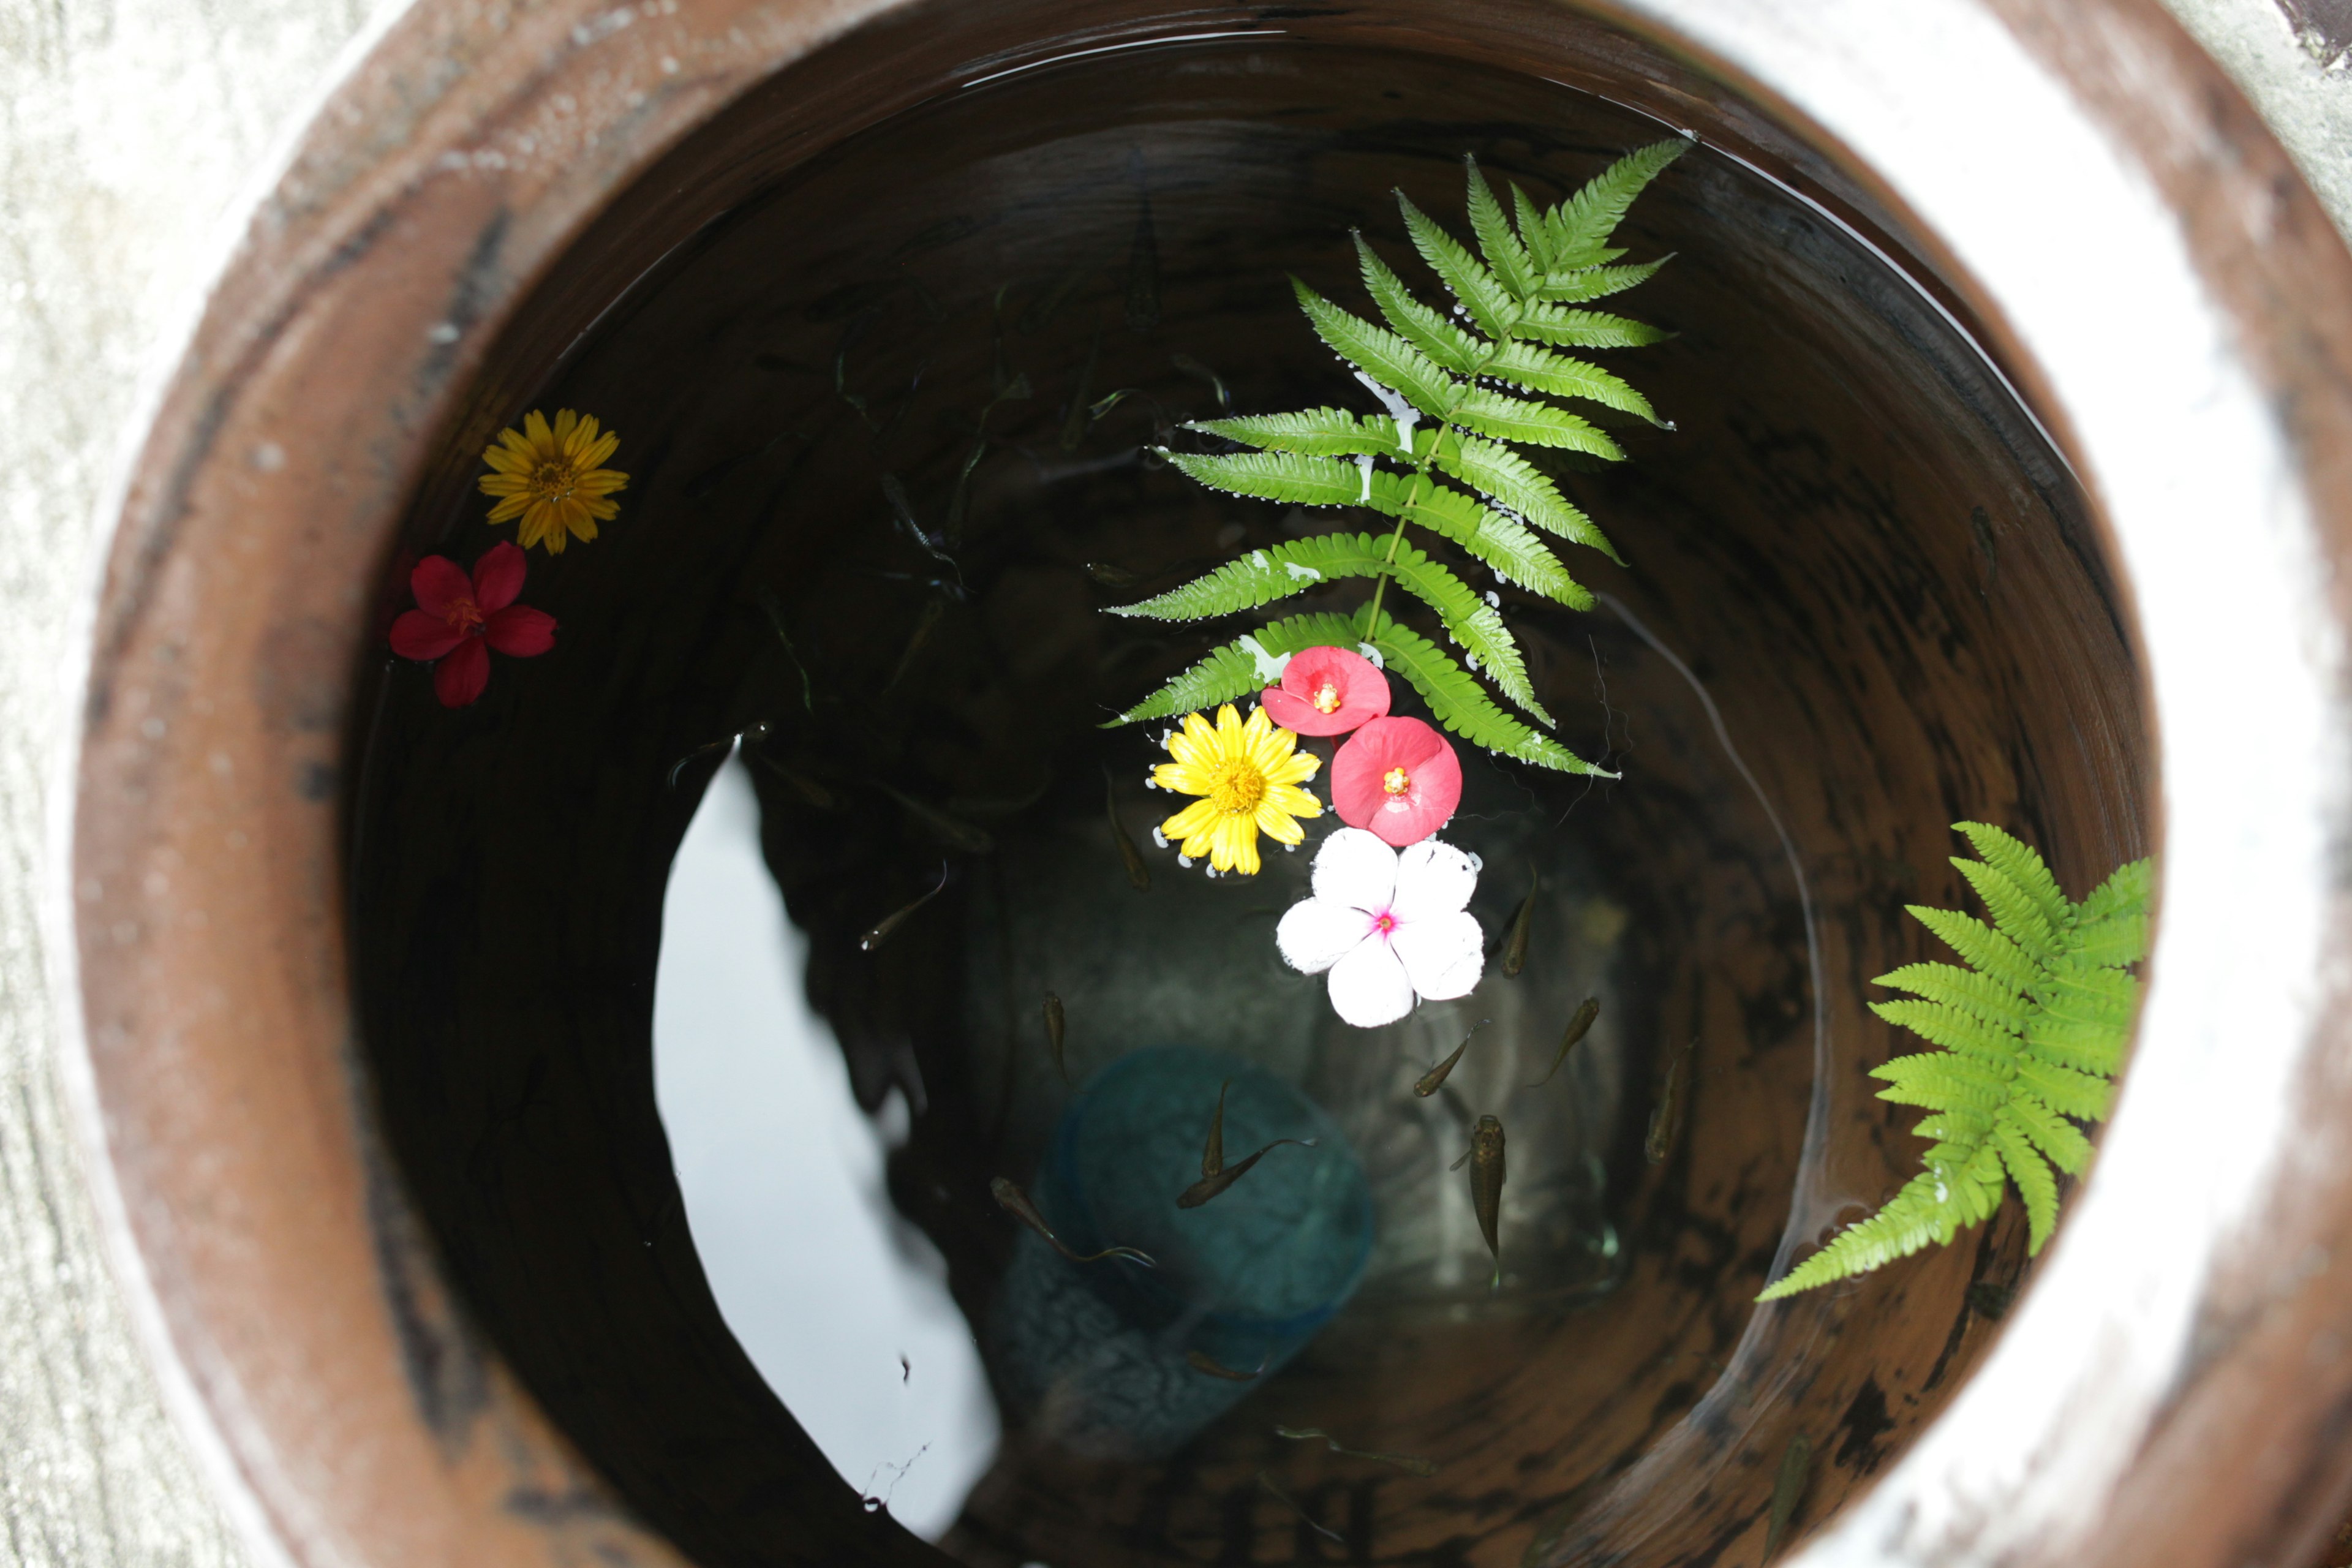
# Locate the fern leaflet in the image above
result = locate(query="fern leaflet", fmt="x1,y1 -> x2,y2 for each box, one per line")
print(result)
1757,824 -> 2152,1300
1109,141 -> 1691,763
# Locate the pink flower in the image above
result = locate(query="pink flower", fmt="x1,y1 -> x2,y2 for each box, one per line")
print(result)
1276,828 -> 1485,1027
1261,645 -> 1390,736
1330,716 -> 1461,846
389,542 -> 557,707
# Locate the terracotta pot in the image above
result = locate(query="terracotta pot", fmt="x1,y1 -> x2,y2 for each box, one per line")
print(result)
64,1 -> 2352,1566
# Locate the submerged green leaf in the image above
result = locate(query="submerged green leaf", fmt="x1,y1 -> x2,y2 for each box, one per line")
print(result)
1758,828 -> 2150,1300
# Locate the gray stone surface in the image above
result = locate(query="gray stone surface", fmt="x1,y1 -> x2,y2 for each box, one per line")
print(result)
2162,0 -> 2352,240
0,3 -> 388,1564
0,1 -> 2345,1565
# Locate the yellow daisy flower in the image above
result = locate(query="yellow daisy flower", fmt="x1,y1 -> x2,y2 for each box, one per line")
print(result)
1153,703 -> 1323,876
478,408 -> 628,554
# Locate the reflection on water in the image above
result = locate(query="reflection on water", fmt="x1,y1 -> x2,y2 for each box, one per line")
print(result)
653,758 -> 1000,1536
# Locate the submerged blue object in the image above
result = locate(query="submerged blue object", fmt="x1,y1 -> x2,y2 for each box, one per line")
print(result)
990,1045 -> 1373,1458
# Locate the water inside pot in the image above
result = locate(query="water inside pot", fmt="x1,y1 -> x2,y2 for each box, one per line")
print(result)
350,25 -> 2147,1568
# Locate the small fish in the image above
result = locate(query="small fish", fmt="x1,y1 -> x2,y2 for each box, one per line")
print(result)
899,1354 -> 911,1384
1106,771 -> 1150,891
878,782 -> 995,855
1273,1427 -> 1436,1477
1645,1038 -> 1697,1164
1414,1019 -> 1488,1097
1059,328 -> 1101,453
1180,1082 -> 1313,1207
1088,387 -> 1140,422
1125,183 -> 1160,332
1019,265 -> 1088,334
1763,1433 -> 1812,1559
665,720 -> 774,789
859,861 -> 950,952
887,597 -> 947,691
1526,997 -> 1601,1089
1450,1115 -> 1507,1287
1044,992 -> 1068,1084
1501,867 -> 1539,977
1256,1471 -> 1343,1546
989,1176 -> 1156,1267
753,589 -> 816,714
1085,560 -> 1139,588
1170,351 -> 1231,412
1186,1349 -> 1268,1381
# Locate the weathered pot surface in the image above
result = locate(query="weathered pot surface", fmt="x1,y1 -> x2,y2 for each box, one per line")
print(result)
62,2 -> 2352,1567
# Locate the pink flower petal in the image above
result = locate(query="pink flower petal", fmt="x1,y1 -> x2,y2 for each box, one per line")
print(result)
390,609 -> 466,662
1326,935 -> 1415,1028
409,555 -> 475,620
483,604 -> 556,657
1332,717 -> 1461,846
1265,645 -> 1390,736
1311,826 -> 1397,912
1390,910 -> 1485,1002
470,540 -> 529,612
433,638 -> 491,707
1393,838 -> 1479,920
1276,897 -> 1373,974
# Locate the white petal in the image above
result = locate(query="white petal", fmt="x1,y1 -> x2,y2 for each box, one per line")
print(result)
1276,899 -> 1372,975
1312,827 -> 1397,912
1390,910 -> 1485,1001
1392,837 -> 1478,919
1327,937 -> 1415,1028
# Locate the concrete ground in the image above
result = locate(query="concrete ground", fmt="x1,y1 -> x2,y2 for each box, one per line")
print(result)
0,1 -> 2340,1563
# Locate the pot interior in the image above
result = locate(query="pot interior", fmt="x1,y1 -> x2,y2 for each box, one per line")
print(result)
347,9 -> 2150,1566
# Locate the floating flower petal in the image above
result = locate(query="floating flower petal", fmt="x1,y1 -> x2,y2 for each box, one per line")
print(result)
390,541 -> 557,707
1262,644 -> 1390,736
1276,827 -> 1484,1027
1331,716 -> 1463,847
478,407 -> 628,554
1151,703 -> 1322,875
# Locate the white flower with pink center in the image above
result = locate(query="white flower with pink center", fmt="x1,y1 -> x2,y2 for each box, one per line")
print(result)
1276,827 -> 1485,1028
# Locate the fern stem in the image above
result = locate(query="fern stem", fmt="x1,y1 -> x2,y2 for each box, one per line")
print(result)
1363,308 -> 1520,639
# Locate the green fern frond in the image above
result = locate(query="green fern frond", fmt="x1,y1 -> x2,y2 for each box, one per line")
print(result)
1535,257 -> 1672,304
1758,826 -> 2153,1300
1355,607 -> 1604,775
1292,279 -> 1458,418
1431,431 -> 1618,560
1512,301 -> 1673,349
1164,449 -> 1366,508
1486,341 -> 1661,423
1873,962 -> 2031,1031
1102,611 -> 1368,726
1188,407 -> 1400,456
1117,142 -> 1689,763
1372,477 -> 1591,610
1450,386 -> 1623,459
1354,235 -> 1483,374
1545,139 -> 1690,266
1108,533 -> 1391,622
1397,191 -> 1517,337
1379,540 -> 1549,726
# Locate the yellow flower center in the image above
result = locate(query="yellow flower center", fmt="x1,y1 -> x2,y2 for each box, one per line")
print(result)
1212,761 -> 1268,816
530,459 -> 580,499
1383,766 -> 1411,796
1311,680 -> 1343,715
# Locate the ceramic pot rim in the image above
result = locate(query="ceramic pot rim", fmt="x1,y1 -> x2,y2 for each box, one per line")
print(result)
60,2 -> 2352,1566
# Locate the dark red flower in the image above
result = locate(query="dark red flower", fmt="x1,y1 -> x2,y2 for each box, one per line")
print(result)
1262,644 -> 1390,736
1331,716 -> 1462,846
389,541 -> 557,707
